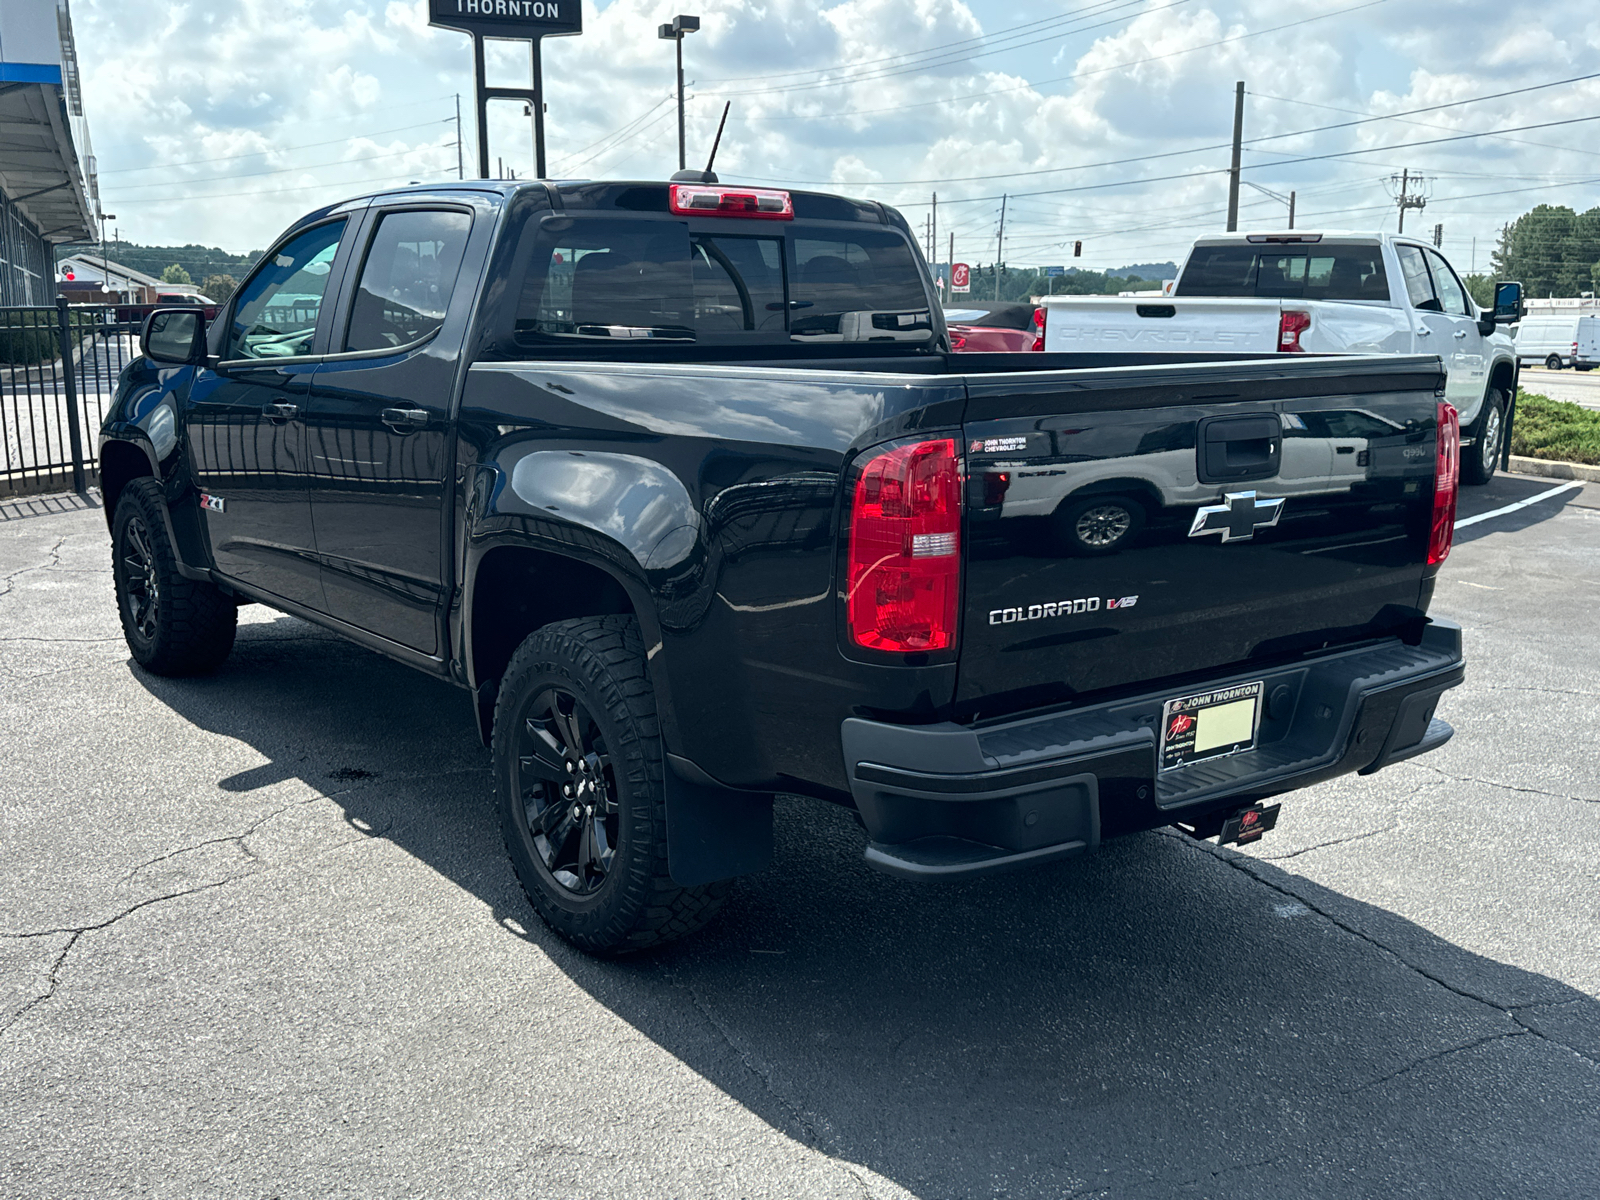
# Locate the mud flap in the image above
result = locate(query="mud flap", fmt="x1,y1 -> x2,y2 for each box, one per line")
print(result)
664,759 -> 773,887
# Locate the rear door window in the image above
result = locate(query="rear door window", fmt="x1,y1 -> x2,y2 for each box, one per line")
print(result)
344,209 -> 473,351
1176,243 -> 1390,301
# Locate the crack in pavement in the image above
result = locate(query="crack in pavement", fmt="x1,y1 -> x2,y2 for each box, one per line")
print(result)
1342,1029 -> 1530,1095
0,535 -> 65,600
676,973 -> 827,1150
0,881 -> 227,1037
1166,832 -> 1600,1075
1411,761 -> 1599,806
1480,683 -> 1600,700
1253,824 -> 1400,861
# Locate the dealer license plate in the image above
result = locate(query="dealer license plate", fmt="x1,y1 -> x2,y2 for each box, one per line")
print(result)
1159,681 -> 1264,771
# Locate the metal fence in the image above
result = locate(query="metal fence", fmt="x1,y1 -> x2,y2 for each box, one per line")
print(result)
1,301 -> 137,497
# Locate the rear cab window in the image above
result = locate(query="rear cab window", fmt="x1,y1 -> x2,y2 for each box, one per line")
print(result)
1177,241 -> 1390,302
510,186 -> 934,353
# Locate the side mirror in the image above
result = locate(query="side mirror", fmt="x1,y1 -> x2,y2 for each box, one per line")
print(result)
1492,281 -> 1524,325
141,308 -> 207,365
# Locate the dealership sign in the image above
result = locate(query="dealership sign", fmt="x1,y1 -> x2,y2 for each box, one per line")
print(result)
951,262 -> 970,294
429,0 -> 582,37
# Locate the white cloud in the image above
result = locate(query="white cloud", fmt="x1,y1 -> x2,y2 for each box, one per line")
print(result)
70,0 -> 1600,273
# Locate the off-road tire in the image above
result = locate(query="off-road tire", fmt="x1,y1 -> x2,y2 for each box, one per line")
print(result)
111,478 -> 237,675
1461,388 -> 1506,486
491,615 -> 729,955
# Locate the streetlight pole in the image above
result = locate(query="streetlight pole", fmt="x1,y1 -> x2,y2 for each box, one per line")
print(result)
658,15 -> 700,172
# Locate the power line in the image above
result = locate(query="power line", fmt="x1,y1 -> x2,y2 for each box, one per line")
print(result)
97,116 -> 456,176
719,0 -> 1393,121
697,0 -> 1147,86
699,0 -> 1161,98
105,141 -> 459,192
729,71 -> 1600,190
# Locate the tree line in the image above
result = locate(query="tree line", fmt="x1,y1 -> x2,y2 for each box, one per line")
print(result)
1489,205 -> 1600,300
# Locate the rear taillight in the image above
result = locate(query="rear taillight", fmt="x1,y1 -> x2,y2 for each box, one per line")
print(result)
847,438 -> 961,652
1031,306 -> 1046,352
668,184 -> 794,220
1429,401 -> 1460,566
1278,310 -> 1311,352
950,330 -> 967,351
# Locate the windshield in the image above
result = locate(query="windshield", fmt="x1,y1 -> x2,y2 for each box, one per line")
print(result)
1177,243 -> 1390,301
514,218 -> 931,347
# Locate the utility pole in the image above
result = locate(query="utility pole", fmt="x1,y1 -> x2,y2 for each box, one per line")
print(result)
454,94 -> 464,179
1432,223 -> 1443,248
1392,169 -> 1427,234
658,15 -> 700,172
995,194 -> 1007,300
931,192 -> 938,283
1288,190 -> 1295,230
1226,80 -> 1244,233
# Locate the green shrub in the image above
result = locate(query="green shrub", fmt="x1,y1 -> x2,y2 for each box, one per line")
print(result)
0,310 -> 104,367
1511,391 -> 1600,465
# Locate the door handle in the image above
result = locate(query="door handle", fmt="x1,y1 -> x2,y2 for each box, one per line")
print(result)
381,406 -> 429,432
262,400 -> 298,422
1415,327 -> 1431,336
1453,330 -> 1468,338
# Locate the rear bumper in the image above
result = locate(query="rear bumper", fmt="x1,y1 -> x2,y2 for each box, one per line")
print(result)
842,620 -> 1464,879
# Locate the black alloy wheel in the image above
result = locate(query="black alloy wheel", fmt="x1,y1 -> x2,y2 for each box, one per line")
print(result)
120,515 -> 161,644
110,478 -> 237,675
491,616 -> 730,955
513,686 -> 619,896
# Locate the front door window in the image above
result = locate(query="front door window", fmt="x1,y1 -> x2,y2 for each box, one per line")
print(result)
225,220 -> 347,360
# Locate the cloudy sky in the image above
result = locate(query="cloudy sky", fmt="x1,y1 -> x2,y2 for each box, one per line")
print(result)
75,0 -> 1600,273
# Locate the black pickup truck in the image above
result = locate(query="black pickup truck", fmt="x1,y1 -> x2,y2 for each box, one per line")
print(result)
101,178 -> 1465,954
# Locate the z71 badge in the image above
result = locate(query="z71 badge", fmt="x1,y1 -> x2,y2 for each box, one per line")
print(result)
199,493 -> 226,513
989,595 -> 1138,625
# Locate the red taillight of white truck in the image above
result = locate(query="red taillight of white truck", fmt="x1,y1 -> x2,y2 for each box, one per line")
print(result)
1429,401 -> 1460,566
1032,306 -> 1046,351
847,438 -> 961,652
1278,310 -> 1311,352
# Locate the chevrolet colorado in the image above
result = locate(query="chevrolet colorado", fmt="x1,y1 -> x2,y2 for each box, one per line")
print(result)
101,179 -> 1465,954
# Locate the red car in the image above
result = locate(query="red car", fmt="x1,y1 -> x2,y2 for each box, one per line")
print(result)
944,302 -> 1045,352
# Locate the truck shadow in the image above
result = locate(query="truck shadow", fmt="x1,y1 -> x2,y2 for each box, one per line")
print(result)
132,613 -> 1600,1199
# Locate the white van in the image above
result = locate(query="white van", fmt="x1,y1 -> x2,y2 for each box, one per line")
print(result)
1577,315 -> 1600,371
1514,313 -> 1584,369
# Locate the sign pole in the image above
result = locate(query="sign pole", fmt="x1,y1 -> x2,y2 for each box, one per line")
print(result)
432,0 -> 580,182
473,33 -> 491,178
530,40 -> 547,178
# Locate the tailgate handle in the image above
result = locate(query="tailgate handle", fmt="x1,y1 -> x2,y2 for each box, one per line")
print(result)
1197,414 -> 1282,484
1136,304 -> 1176,319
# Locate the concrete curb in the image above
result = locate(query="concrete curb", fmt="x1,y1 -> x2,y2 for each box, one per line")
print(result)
1508,454 -> 1600,483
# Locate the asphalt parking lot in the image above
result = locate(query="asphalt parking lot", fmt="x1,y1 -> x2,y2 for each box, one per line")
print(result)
2,476 -> 1597,1199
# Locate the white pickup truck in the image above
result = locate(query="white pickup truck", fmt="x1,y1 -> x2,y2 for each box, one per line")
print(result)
1041,232 -> 1522,484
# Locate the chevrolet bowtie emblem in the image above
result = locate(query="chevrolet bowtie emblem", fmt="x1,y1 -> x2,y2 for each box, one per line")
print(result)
1188,491 -> 1285,543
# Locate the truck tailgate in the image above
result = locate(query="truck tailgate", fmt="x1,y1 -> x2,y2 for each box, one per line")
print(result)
1043,296 -> 1282,354
957,356 -> 1444,719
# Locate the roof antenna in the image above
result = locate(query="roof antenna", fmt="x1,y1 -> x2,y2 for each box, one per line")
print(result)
670,102 -> 730,185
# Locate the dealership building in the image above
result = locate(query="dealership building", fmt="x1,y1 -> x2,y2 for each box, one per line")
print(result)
0,0 -> 96,304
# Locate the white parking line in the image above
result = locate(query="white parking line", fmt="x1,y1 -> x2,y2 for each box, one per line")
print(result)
1454,481 -> 1583,530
